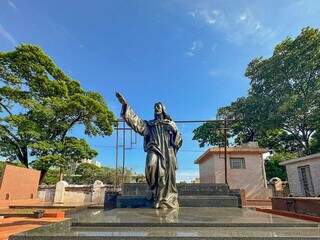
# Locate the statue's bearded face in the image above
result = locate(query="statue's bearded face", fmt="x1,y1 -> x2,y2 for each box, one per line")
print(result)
154,103 -> 163,115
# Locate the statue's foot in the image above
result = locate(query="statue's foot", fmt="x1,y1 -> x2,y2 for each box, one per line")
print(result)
154,201 -> 178,209
154,202 -> 160,209
146,190 -> 154,201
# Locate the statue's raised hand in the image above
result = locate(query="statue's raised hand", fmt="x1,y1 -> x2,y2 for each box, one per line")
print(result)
116,92 -> 127,105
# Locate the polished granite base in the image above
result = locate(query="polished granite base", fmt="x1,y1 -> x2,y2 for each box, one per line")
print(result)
10,208 -> 320,239
115,183 -> 242,208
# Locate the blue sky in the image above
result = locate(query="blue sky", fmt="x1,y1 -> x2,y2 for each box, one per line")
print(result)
1,0 -> 320,181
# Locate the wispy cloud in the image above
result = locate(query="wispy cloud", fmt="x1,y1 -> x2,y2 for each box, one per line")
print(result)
208,69 -> 220,77
189,7 -> 275,46
189,9 -> 221,25
186,40 -> 203,57
8,0 -> 18,11
231,9 -> 275,44
0,24 -> 17,46
211,43 -> 218,52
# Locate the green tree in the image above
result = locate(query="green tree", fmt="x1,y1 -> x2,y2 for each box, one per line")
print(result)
0,161 -> 5,176
31,137 -> 98,181
194,27 -> 320,155
0,45 -> 116,181
310,131 -> 320,153
72,163 -> 134,185
265,152 -> 297,181
133,173 -> 146,183
246,27 -> 320,154
43,168 -> 60,185
193,96 -> 263,147
73,163 -> 103,184
193,121 -> 227,147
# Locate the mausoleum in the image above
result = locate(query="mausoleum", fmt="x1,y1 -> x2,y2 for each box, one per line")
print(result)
280,153 -> 320,197
194,142 -> 269,199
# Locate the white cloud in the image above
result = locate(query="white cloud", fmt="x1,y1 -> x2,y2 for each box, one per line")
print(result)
189,7 -> 275,46
211,43 -> 218,52
190,8 -> 223,25
202,10 -> 220,25
231,9 -> 274,44
186,40 -> 203,57
8,0 -> 18,11
239,13 -> 247,21
191,9 -> 221,25
188,10 -> 198,18
0,24 -> 17,46
208,69 -> 220,77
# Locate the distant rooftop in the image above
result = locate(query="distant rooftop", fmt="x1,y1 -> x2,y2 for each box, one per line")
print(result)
279,152 -> 320,166
194,142 -> 267,164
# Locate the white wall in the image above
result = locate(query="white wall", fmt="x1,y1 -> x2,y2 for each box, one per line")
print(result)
38,181 -> 113,205
199,153 -> 268,199
199,158 -> 215,183
286,158 -> 320,196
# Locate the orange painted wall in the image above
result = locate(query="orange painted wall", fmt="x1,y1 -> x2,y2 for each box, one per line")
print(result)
0,165 -> 40,206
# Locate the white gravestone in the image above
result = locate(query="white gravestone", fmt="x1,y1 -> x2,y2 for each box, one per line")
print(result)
53,180 -> 68,204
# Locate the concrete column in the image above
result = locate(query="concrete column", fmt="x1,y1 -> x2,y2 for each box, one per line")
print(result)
92,180 -> 104,204
53,180 -> 68,204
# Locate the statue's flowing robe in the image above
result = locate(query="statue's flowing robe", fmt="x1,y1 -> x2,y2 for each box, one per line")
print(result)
121,104 -> 182,208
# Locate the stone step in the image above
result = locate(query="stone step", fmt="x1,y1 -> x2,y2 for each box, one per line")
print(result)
117,196 -> 153,208
68,226 -> 320,239
121,183 -> 231,196
179,196 -> 239,207
178,183 -> 230,196
116,195 -> 239,208
72,222 -> 318,228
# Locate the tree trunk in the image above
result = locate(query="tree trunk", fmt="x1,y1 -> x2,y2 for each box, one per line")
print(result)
59,167 -> 64,181
39,169 -> 48,184
17,146 -> 29,168
302,130 -> 311,155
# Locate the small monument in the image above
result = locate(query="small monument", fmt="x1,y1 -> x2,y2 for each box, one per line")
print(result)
116,92 -> 182,209
53,180 -> 68,205
0,165 -> 40,207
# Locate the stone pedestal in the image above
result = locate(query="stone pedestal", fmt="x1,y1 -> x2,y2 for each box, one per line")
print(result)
111,183 -> 241,209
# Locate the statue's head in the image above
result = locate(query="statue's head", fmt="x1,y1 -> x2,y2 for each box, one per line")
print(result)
154,102 -> 171,120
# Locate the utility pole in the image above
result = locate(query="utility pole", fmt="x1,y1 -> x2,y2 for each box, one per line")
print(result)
122,121 -> 126,183
224,118 -> 228,185
115,122 -> 119,187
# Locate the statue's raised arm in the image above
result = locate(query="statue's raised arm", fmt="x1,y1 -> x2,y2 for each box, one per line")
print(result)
116,92 -> 127,105
115,92 -> 147,136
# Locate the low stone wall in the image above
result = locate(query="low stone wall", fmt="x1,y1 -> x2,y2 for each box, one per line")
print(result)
38,181 -> 118,206
272,197 -> 320,217
38,185 -> 55,203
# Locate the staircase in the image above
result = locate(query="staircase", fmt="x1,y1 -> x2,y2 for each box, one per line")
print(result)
115,183 -> 241,208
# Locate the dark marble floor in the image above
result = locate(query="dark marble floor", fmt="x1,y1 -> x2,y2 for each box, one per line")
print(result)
70,207 -> 316,225
10,208 -> 320,239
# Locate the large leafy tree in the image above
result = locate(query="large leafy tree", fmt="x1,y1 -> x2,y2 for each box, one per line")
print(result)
0,44 -> 116,181
264,152 -> 297,181
246,27 -> 320,154
193,27 -> 320,155
72,163 -> 134,185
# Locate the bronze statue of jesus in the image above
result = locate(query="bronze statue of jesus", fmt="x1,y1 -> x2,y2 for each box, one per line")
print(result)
116,92 -> 182,209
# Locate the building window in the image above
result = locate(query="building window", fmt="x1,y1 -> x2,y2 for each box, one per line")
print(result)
230,158 -> 246,169
298,165 -> 315,197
